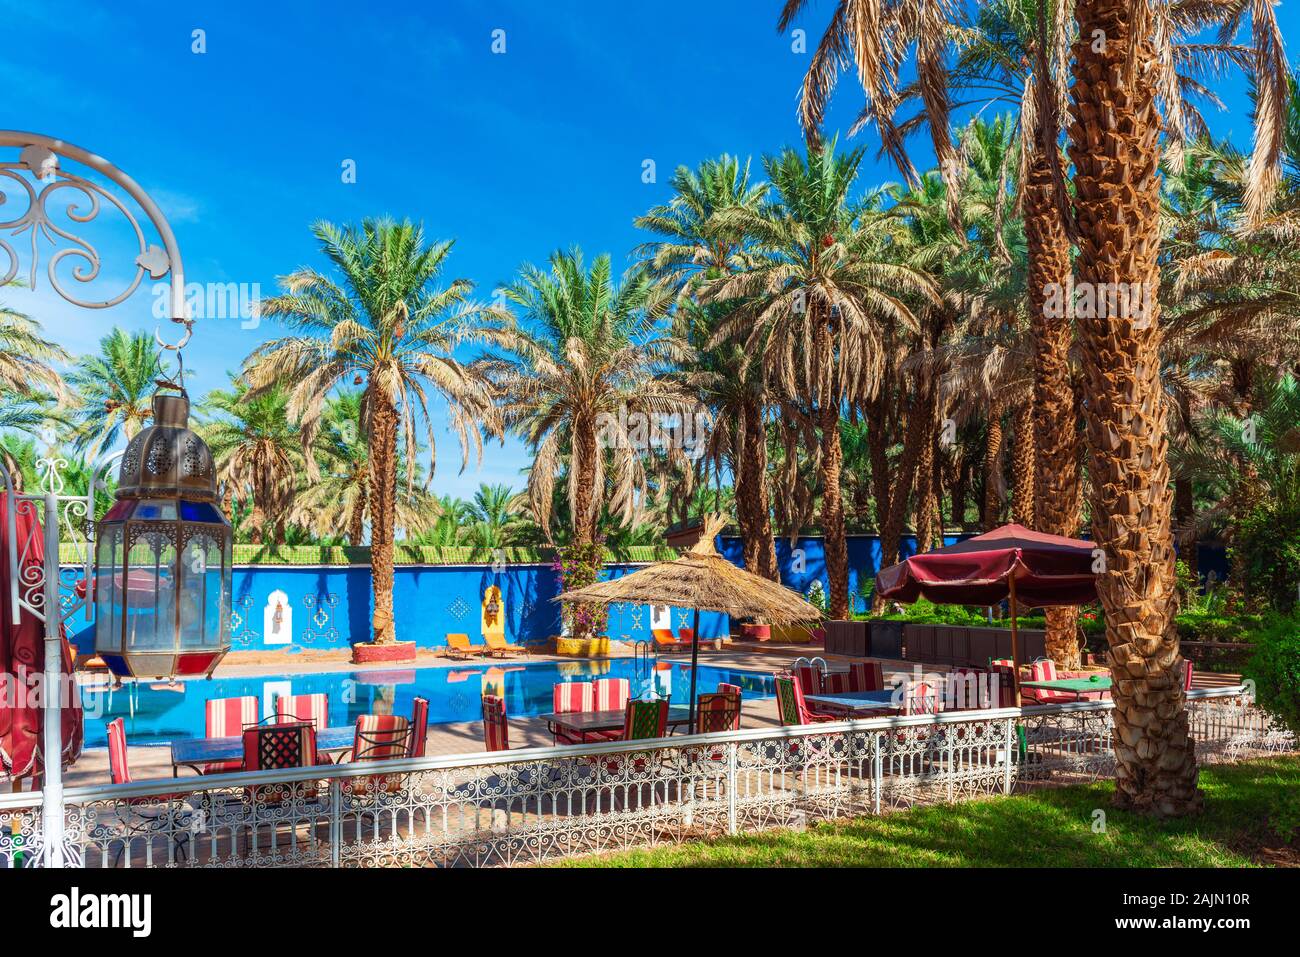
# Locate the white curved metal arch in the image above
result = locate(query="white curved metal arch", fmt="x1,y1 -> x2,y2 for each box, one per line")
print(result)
0,129 -> 190,346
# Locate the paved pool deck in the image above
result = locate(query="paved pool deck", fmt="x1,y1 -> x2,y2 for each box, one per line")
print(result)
25,642 -> 1239,791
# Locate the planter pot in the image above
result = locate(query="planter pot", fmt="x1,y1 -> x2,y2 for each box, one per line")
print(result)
351,641 -> 416,664
740,623 -> 771,642
555,636 -> 610,657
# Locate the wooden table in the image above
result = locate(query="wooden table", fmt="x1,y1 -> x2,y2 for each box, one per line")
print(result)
170,726 -> 357,776
1020,677 -> 1112,700
540,706 -> 695,741
803,690 -> 898,715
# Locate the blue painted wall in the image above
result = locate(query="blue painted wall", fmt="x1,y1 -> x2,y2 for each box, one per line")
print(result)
66,532 -> 1228,655
69,561 -> 728,655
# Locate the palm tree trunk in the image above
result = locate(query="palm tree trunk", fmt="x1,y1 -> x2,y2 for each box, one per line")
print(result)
874,383 -> 931,612
737,396 -> 778,580
1069,0 -> 1200,816
982,404 -> 1004,531
369,397 -> 399,644
914,416 -> 935,553
815,318 -> 849,620
1026,148 -> 1083,666
1011,402 -> 1035,526
348,479 -> 367,546
571,416 -> 598,547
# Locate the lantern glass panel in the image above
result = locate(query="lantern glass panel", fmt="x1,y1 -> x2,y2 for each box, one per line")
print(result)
179,530 -> 227,649
125,527 -> 178,651
92,526 -> 124,655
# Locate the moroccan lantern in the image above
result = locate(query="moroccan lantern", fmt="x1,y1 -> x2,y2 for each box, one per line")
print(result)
93,391 -> 232,679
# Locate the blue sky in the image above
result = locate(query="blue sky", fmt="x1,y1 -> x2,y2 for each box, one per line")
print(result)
2,0 -> 1291,497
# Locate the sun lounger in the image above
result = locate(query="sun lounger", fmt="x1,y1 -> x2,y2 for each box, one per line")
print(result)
443,632 -> 487,659
483,632 -> 529,658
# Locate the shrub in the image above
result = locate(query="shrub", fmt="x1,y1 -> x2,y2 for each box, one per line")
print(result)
1244,613 -> 1300,738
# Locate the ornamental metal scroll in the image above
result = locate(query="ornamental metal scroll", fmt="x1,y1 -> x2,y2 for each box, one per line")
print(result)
0,131 -> 191,348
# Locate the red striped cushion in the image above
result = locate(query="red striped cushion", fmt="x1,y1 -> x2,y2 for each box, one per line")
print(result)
848,661 -> 883,692
821,671 -> 851,694
107,718 -> 131,785
275,693 -> 328,729
482,695 -> 509,751
1029,660 -> 1058,683
205,696 -> 258,736
408,696 -> 429,758
793,665 -> 821,696
593,678 -> 629,711
553,681 -> 593,714
353,714 -> 410,761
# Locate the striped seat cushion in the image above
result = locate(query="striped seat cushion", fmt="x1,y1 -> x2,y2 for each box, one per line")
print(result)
821,671 -> 851,694
848,661 -> 883,692
353,714 -> 410,762
553,681 -> 594,714
107,717 -> 132,785
1024,659 -> 1073,704
594,677 -> 630,712
274,693 -> 328,729
482,695 -> 510,752
203,696 -> 259,773
408,696 -> 429,758
793,665 -> 821,696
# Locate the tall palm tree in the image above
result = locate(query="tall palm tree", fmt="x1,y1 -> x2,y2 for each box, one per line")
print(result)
66,327 -> 158,459
480,248 -> 691,549
1067,0 -> 1190,815
464,483 -> 526,547
635,156 -> 780,579
706,142 -> 935,617
290,391 -> 371,545
247,218 -> 501,646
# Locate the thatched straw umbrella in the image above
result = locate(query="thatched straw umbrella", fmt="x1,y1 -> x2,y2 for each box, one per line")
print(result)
555,515 -> 822,732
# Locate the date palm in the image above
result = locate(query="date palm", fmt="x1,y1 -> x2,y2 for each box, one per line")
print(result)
705,142 -> 935,617
66,327 -> 157,460
480,248 -> 691,550
0,290 -> 66,404
202,379 -> 304,545
635,155 -> 780,579
247,218 -> 500,646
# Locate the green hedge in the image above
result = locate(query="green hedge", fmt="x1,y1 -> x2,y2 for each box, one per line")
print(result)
57,542 -> 679,566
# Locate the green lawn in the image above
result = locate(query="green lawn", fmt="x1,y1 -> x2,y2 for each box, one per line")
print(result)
559,756 -> 1300,867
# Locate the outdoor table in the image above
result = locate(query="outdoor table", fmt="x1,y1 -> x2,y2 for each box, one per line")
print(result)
803,689 -> 898,714
170,725 -> 357,776
1020,676 -> 1112,700
541,705 -> 695,741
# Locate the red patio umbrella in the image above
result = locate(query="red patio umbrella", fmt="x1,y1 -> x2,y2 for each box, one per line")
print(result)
874,524 -> 1099,704
1,494 -> 83,784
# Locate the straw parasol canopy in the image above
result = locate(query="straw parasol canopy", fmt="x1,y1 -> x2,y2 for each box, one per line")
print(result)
554,515 -> 822,624
555,515 -> 821,733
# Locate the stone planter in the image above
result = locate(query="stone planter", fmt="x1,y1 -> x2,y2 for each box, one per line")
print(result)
554,636 -> 610,657
740,623 -> 771,641
351,641 -> 417,664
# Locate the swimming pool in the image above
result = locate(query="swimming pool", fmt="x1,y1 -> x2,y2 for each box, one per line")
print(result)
78,658 -> 776,748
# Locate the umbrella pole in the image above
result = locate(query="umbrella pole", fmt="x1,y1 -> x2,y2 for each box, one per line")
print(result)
1009,575 -> 1022,707
687,607 -> 701,734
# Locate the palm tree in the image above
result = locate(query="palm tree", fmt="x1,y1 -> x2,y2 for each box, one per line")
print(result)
66,328 -> 157,459
705,141 -> 935,617
247,218 -> 501,646
201,379 -> 305,545
1067,0 -> 1191,815
464,483 -> 526,547
480,248 -> 691,548
0,290 -> 67,404
635,155 -> 780,579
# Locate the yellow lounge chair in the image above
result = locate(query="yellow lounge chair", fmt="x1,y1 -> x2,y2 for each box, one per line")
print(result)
483,633 -> 529,658
443,633 -> 487,660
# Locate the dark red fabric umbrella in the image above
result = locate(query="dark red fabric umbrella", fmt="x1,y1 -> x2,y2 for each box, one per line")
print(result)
875,524 -> 1099,706
1,494 -> 83,781
875,523 -> 1098,607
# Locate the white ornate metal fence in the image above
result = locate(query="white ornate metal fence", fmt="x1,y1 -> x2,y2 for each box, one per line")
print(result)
0,686 -> 1291,869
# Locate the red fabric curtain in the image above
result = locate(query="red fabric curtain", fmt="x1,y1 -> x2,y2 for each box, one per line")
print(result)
0,493 -> 83,781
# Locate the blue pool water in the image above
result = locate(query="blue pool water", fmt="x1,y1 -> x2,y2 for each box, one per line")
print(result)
78,659 -> 775,748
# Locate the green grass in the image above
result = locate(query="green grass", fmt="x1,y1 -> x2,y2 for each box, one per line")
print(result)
559,757 -> 1300,867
